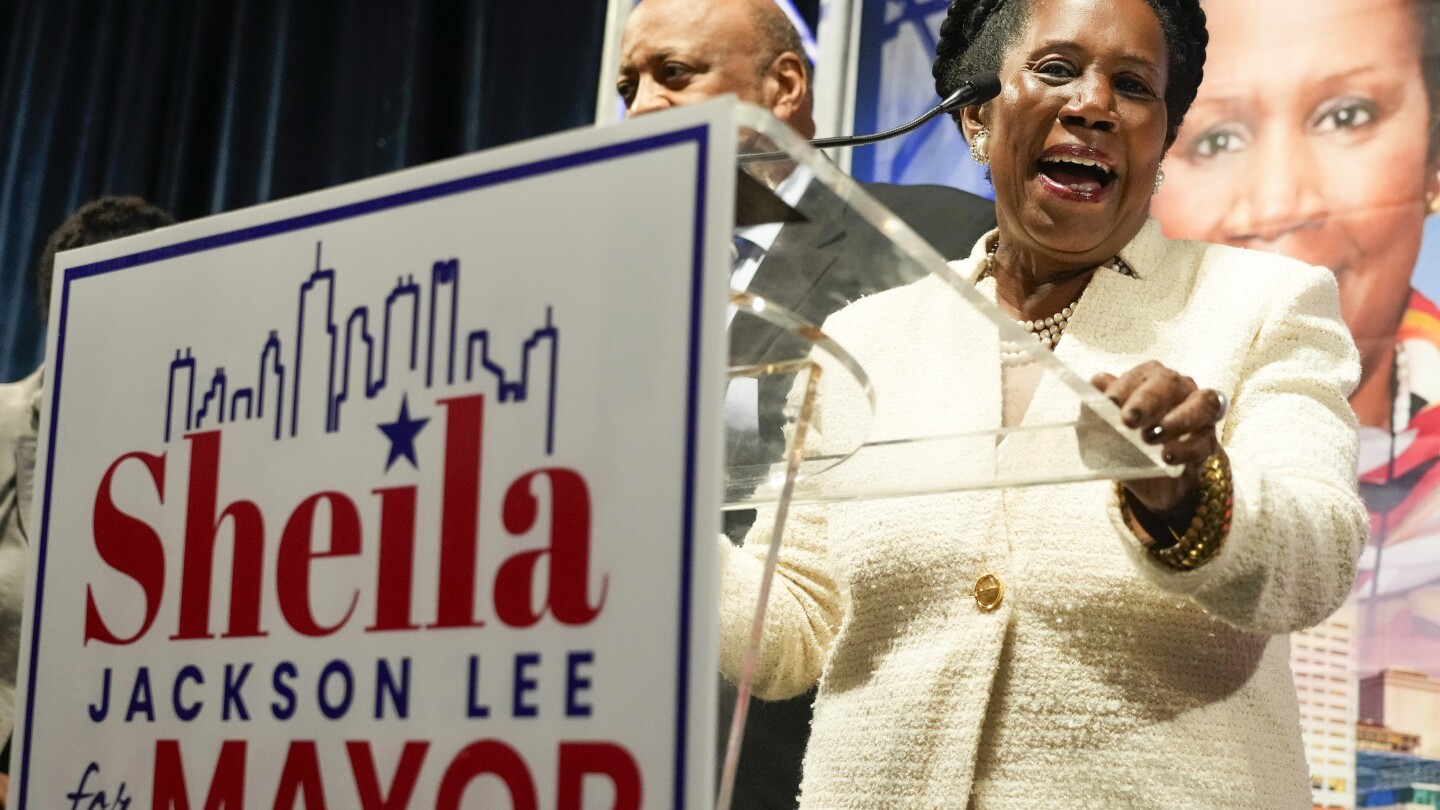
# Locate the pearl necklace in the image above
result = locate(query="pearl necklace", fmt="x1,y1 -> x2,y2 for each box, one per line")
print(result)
999,310 -> 1074,365
1018,304 -> 1075,350
983,240 -> 1129,366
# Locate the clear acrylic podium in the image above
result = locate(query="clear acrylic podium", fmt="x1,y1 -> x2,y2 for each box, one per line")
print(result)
714,104 -> 1176,809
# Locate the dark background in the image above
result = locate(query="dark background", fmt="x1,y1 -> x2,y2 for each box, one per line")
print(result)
0,0 -> 613,382
0,0 -> 822,382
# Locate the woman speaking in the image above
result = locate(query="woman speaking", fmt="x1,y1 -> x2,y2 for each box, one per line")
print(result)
719,0 -> 1368,806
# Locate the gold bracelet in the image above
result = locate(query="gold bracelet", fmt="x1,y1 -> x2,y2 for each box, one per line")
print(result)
1116,450 -> 1233,571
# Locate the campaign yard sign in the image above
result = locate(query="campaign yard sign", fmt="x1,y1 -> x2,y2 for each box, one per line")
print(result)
15,101 -> 733,808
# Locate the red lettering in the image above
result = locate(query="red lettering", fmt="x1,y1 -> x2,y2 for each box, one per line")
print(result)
277,492 -> 361,636
151,739 -> 245,810
91,398 -> 603,648
87,451 -> 166,645
274,740 -> 327,809
495,469 -> 605,627
368,486 -> 419,632
557,742 -> 642,810
173,432 -> 265,640
151,738 -> 639,809
436,739 -> 537,810
431,395 -> 485,629
345,740 -> 429,809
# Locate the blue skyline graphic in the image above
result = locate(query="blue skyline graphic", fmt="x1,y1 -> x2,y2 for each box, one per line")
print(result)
164,242 -> 559,453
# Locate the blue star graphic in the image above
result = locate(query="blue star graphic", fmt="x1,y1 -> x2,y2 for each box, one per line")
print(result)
378,395 -> 429,472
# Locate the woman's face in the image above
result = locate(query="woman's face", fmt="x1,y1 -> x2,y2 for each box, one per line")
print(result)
971,0 -> 1170,268
1151,0 -> 1439,352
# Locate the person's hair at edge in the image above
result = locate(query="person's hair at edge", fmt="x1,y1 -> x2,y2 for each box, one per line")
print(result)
931,0 -> 1209,149
1419,0 -> 1440,161
753,0 -> 812,81
36,195 -> 175,318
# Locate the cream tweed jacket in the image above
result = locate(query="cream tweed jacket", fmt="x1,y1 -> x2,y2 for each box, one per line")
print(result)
718,218 -> 1367,808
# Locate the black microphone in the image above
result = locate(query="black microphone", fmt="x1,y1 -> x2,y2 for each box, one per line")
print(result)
808,71 -> 1001,150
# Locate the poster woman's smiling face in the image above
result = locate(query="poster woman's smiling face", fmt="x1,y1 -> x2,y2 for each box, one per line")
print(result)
1151,0 -> 1439,424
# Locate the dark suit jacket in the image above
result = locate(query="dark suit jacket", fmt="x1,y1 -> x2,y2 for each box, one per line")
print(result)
722,181 -> 994,810
729,181 -> 994,366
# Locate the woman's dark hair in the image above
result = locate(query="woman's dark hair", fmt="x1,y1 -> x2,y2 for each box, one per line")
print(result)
932,0 -> 1209,147
1419,0 -> 1440,162
36,195 -> 175,317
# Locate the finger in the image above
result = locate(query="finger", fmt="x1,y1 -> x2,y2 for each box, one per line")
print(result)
1090,372 -> 1124,410
1122,368 -> 1194,432
1099,362 -> 1164,423
1160,428 -> 1218,467
1156,388 -> 1226,441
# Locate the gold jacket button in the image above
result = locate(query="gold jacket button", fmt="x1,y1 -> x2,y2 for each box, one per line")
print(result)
974,574 -> 1004,611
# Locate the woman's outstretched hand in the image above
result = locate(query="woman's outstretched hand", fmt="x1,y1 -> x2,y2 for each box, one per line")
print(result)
1091,362 -> 1227,519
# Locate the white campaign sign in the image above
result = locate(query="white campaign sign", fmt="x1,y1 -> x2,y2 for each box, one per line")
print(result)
14,100 -> 733,808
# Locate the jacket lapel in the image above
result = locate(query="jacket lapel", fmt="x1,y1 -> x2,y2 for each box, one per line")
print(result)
1002,220 -> 1175,474
729,184 -> 847,367
745,184 -> 847,321
1023,219 -> 1174,411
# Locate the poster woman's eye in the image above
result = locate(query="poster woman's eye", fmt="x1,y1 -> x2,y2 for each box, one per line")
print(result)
1312,98 -> 1378,134
1188,124 -> 1249,159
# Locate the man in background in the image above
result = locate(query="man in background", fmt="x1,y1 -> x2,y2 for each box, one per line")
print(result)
0,196 -> 174,804
618,2 -> 996,807
617,0 -> 995,258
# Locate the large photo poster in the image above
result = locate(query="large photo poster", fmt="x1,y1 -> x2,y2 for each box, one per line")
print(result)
1151,0 -> 1440,681
1148,2 -> 1440,802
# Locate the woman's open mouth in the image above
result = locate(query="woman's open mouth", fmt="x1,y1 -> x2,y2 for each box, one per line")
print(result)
1036,154 -> 1117,201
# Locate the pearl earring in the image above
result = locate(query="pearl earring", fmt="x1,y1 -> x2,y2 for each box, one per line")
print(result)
970,128 -> 990,166
1152,167 -> 1165,195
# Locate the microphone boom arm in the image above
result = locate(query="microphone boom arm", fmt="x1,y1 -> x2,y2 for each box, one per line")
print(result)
739,71 -> 1000,164
809,85 -> 968,149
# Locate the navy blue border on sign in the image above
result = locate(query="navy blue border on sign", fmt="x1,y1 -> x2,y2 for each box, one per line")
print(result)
22,123 -> 715,809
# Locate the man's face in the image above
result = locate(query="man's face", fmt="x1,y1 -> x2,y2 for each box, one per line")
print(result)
617,0 -> 768,116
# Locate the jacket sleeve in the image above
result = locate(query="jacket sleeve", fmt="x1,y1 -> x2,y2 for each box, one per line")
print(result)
717,502 -> 840,700
1111,263 -> 1367,634
716,366 -> 853,701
